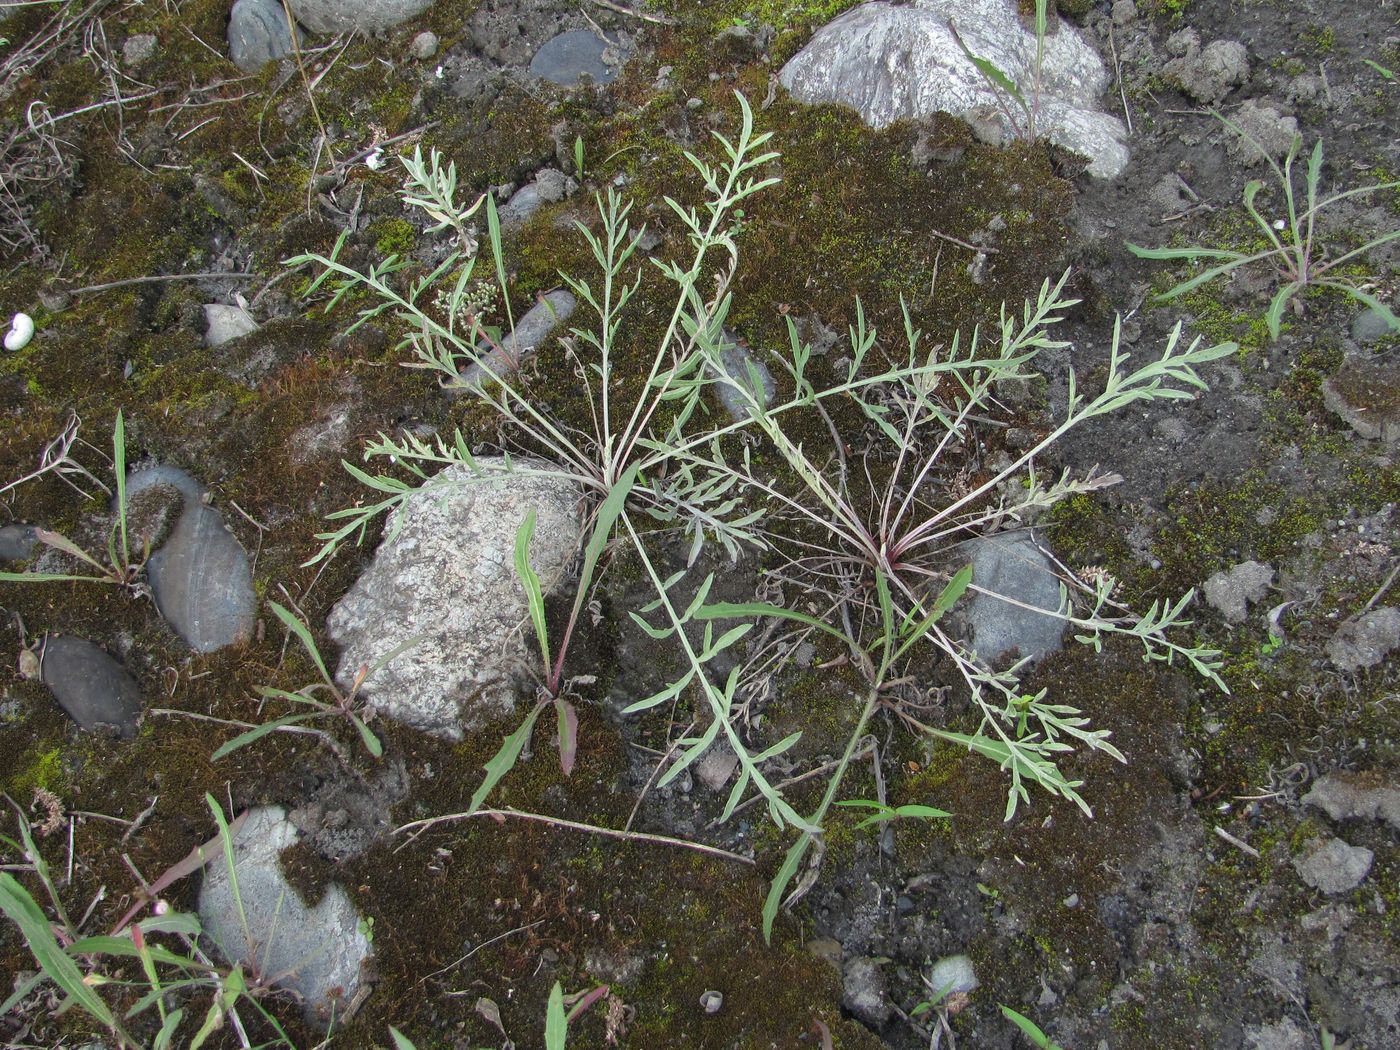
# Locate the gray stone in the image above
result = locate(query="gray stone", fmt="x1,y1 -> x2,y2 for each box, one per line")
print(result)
530,30 -> 624,87
1225,100 -> 1299,166
695,745 -> 739,792
1351,305 -> 1400,344
778,0 -> 1130,178
456,290 -> 576,387
0,523 -> 37,562
964,532 -> 1064,664
1322,353 -> 1400,445
842,956 -> 892,1028
39,636 -> 143,737
288,0 -> 433,35
203,303 -> 258,347
228,0 -> 304,73
1326,607 -> 1400,672
1166,38 -> 1249,105
1304,772 -> 1400,831
122,33 -> 157,66
197,805 -> 371,1027
326,458 -> 580,740
409,30 -> 438,60
1202,560 -> 1273,623
498,169 -> 571,227
928,954 -> 978,997
1292,836 -> 1373,895
1110,0 -> 1137,26
126,466 -> 257,653
711,332 -> 775,422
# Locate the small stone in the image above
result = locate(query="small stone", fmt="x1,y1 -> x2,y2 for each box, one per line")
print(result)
40,636 -> 143,737
203,303 -> 258,347
288,0 -> 434,34
1110,0 -> 1137,25
842,956 -> 892,1028
228,0 -> 304,73
1292,836 -> 1373,895
1244,1019 -> 1310,1050
454,290 -> 576,387
711,332 -> 775,422
1322,353 -> 1400,444
807,936 -> 843,973
122,33 -> 157,66
1225,100 -> 1299,166
409,30 -> 439,60
529,30 -> 624,86
698,989 -> 723,1014
0,523 -> 38,562
1326,607 -> 1400,671
1202,560 -> 1273,623
963,532 -> 1065,665
1304,772 -> 1400,830
694,745 -> 739,792
1351,305 -> 1400,344
1168,38 -> 1249,105
928,954 -> 978,997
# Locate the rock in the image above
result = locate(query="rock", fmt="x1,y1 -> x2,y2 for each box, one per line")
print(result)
530,30 -> 625,87
498,169 -> 572,226
326,458 -> 580,740
711,332 -> 775,422
126,466 -> 257,653
1147,172 -> 1196,217
807,936 -> 843,973
409,29 -> 438,59
203,303 -> 258,347
928,954 -> 978,997
197,805 -> 371,1027
287,0 -> 433,35
227,0 -> 304,73
1292,836 -> 1373,895
1110,0 -> 1137,26
842,956 -> 892,1028
1224,100 -> 1299,166
39,636 -> 143,737
1165,37 -> 1249,105
695,744 -> 739,792
1326,607 -> 1400,672
0,523 -> 38,562
1322,353 -> 1400,445
963,532 -> 1064,664
122,33 -> 157,66
1244,1018 -> 1310,1050
1351,305 -> 1400,344
1202,560 -> 1273,623
456,290 -> 576,387
778,0 -> 1130,178
1303,772 -> 1400,831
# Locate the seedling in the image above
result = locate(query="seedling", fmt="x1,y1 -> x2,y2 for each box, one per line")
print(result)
1129,113 -> 1400,340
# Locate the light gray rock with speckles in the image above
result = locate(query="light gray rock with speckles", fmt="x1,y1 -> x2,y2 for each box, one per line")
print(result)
778,0 -> 1129,177
326,458 -> 579,740
1326,606 -> 1400,672
1292,836 -> 1373,895
1202,560 -> 1273,623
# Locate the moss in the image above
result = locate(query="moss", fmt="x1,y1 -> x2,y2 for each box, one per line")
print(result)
372,217 -> 418,259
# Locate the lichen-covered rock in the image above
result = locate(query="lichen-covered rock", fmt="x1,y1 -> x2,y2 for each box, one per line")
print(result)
778,0 -> 1129,178
40,636 -> 143,737
202,303 -> 258,347
1291,836 -> 1373,895
198,805 -> 371,1027
1326,607 -> 1400,672
1304,772 -> 1400,831
1202,560 -> 1273,623
326,458 -> 580,740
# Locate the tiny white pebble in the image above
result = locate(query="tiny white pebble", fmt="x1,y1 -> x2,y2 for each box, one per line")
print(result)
4,311 -> 33,351
435,65 -> 445,79
365,149 -> 385,171
1272,218 -> 1286,230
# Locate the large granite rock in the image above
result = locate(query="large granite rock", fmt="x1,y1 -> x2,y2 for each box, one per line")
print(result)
326,458 -> 580,740
778,0 -> 1129,178
288,0 -> 434,35
198,805 -> 371,1026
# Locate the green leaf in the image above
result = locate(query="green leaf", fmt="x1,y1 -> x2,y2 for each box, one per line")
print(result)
834,800 -> 953,830
0,872 -> 117,1029
514,508 -> 551,672
210,713 -> 319,761
545,981 -> 568,1050
267,601 -> 331,683
468,701 -> 547,813
1000,1004 -> 1062,1049
389,1027 -> 419,1050
113,409 -> 128,563
350,713 -> 384,758
762,833 -> 812,944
